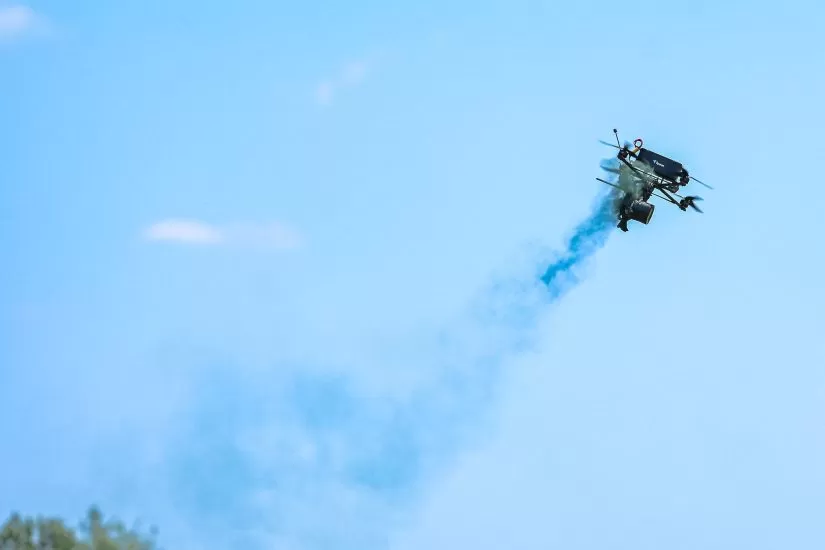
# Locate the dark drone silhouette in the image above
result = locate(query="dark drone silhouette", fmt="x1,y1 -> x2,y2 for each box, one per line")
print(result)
598,129 -> 713,232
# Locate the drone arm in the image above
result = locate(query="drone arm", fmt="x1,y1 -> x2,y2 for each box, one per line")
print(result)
658,187 -> 678,202
651,191 -> 679,205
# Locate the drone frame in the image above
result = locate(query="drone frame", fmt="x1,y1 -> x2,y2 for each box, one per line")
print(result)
598,128 -> 708,215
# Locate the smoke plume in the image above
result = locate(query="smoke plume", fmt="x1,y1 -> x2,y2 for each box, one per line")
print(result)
160,164 -> 624,549
540,184 -> 622,296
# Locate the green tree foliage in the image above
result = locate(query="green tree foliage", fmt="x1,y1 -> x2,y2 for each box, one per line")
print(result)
0,506 -> 159,550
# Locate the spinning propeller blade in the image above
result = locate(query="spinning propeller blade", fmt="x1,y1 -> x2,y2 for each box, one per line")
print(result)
688,176 -> 713,189
682,196 -> 703,213
598,139 -> 634,149
693,178 -> 713,190
599,159 -> 621,173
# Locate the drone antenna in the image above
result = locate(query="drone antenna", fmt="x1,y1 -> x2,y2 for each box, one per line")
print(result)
613,128 -> 621,148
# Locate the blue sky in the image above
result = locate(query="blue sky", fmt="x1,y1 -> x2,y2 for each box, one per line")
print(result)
2,1 -> 825,548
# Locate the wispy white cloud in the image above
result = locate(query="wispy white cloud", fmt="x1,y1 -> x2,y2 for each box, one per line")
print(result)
315,82 -> 335,106
314,59 -> 372,106
143,219 -> 303,249
144,219 -> 224,244
0,4 -> 48,42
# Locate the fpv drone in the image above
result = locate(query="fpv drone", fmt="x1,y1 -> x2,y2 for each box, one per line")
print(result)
598,129 -> 712,232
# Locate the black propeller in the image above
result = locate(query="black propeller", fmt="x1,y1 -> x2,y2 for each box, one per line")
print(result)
679,196 -> 703,213
689,176 -> 713,190
684,175 -> 713,190
600,129 -> 632,150
599,139 -> 633,150
599,159 -> 620,173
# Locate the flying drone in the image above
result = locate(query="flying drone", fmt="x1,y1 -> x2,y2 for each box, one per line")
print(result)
598,129 -> 712,232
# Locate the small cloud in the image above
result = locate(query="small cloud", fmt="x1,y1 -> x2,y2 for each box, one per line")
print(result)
315,82 -> 334,106
0,4 -> 48,42
144,219 -> 224,244
314,58 -> 373,106
341,60 -> 368,85
143,219 -> 303,250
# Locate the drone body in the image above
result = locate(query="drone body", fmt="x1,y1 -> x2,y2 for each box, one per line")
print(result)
598,129 -> 712,232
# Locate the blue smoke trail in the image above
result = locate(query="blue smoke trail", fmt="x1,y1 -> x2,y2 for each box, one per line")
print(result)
159,164 -> 624,550
539,186 -> 621,296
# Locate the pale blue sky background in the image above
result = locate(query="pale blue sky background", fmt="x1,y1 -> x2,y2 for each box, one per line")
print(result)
2,1 -> 825,549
